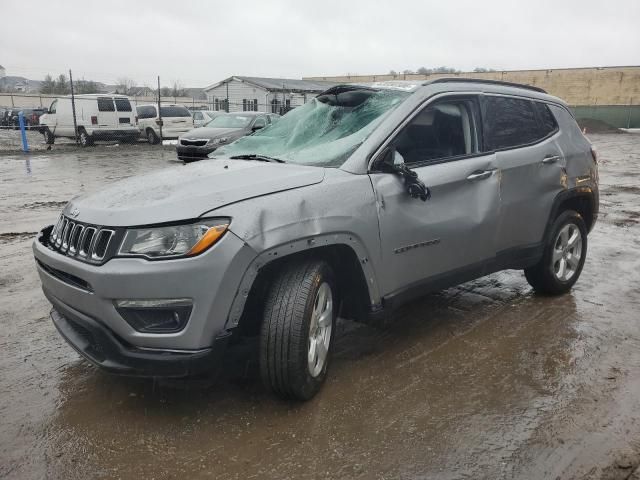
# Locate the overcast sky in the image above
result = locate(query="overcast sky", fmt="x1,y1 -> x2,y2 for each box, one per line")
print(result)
2,0 -> 638,87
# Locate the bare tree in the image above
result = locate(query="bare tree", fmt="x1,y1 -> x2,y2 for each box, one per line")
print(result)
116,77 -> 137,95
40,74 -> 56,94
171,80 -> 186,97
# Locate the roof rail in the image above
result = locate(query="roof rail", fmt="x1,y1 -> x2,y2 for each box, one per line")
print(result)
425,77 -> 547,94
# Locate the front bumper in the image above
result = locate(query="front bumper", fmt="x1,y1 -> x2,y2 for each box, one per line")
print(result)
50,303 -> 229,377
33,225 -> 257,371
176,144 -> 217,161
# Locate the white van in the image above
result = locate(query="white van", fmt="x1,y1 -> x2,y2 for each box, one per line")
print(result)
136,104 -> 194,144
39,95 -> 139,147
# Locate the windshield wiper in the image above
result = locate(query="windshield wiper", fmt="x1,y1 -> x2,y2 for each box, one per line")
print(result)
230,154 -> 285,163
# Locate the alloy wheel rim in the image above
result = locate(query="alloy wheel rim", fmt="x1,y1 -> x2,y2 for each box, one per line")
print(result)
308,282 -> 333,377
552,223 -> 582,282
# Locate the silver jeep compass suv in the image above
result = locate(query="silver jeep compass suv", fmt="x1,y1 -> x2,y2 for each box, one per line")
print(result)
33,79 -> 599,400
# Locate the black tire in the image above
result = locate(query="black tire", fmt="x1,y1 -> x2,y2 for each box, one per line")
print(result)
78,129 -> 93,147
260,259 -> 338,400
43,128 -> 55,145
525,209 -> 588,295
146,128 -> 159,145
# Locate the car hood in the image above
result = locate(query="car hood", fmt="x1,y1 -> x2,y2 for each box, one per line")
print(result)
63,160 -> 325,226
181,127 -> 245,139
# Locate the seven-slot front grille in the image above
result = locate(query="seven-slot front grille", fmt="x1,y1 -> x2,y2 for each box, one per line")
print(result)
49,215 -> 115,263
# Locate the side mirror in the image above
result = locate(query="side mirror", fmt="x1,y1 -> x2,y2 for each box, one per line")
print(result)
379,148 -> 431,202
252,124 -> 265,131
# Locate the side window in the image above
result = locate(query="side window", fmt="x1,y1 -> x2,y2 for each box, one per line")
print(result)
49,100 -> 57,114
114,98 -> 132,112
193,112 -> 203,120
97,98 -> 115,112
533,102 -> 558,138
136,106 -> 156,119
483,96 -> 539,150
253,117 -> 267,128
392,99 -> 478,165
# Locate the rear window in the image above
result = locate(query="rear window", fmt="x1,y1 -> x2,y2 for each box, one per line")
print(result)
136,105 -> 156,119
533,102 -> 558,138
483,96 -> 540,150
115,98 -> 132,112
97,98 -> 115,112
160,106 -> 191,118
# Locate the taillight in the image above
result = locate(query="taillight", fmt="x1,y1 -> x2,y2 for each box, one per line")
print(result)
91,116 -> 98,125
590,146 -> 598,163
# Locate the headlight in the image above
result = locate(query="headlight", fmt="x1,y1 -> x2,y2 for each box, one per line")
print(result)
118,218 -> 229,259
208,137 -> 228,145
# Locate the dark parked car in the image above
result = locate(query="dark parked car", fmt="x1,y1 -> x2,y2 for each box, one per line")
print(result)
176,112 -> 280,163
7,108 -> 47,129
0,108 -> 10,127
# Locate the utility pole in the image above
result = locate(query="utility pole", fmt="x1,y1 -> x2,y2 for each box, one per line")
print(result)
69,69 -> 79,144
157,75 -> 163,142
225,80 -> 229,112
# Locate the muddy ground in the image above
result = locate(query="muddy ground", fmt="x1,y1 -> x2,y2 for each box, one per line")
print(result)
1,134 -> 639,480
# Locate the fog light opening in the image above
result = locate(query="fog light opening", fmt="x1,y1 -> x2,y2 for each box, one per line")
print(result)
114,298 -> 193,333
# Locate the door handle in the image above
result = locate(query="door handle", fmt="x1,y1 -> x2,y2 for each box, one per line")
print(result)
466,170 -> 494,181
542,155 -> 561,164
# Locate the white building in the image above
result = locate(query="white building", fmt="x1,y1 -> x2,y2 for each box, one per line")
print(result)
0,65 -> 5,78
202,76 -> 337,114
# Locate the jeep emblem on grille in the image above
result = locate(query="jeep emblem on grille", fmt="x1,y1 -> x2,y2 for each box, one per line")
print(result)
70,207 -> 80,218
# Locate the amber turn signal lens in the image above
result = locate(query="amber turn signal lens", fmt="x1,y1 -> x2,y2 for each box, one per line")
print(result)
187,224 -> 229,256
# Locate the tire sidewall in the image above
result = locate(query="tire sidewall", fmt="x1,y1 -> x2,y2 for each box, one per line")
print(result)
79,130 -> 91,147
542,210 -> 588,290
294,262 -> 338,399
43,128 -> 54,144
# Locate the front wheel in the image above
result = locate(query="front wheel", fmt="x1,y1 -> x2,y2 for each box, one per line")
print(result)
78,129 -> 93,147
43,128 -> 55,145
260,260 -> 337,400
525,210 -> 588,295
146,128 -> 159,144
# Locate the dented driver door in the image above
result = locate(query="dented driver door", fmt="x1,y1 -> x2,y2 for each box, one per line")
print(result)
370,152 -> 500,298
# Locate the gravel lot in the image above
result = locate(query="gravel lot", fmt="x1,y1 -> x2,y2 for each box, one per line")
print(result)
1,134 -> 640,479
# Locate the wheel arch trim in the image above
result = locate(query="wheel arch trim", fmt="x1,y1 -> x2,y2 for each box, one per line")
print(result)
224,233 -> 382,330
544,186 -> 596,241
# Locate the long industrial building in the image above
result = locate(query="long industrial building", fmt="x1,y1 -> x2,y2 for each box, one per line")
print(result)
306,66 -> 640,128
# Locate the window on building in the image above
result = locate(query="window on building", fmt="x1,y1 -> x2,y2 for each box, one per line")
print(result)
253,99 -> 258,111
214,99 -> 219,111
271,99 -> 281,114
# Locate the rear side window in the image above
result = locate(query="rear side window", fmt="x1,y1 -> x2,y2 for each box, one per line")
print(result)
533,102 -> 558,138
97,98 -> 115,112
483,96 -> 539,150
137,106 -> 156,119
114,98 -> 132,112
160,106 -> 191,117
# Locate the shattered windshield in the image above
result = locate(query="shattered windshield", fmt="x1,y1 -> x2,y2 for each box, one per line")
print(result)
211,87 -> 409,167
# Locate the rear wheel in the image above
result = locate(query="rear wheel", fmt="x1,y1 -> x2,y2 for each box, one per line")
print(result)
146,128 -> 159,144
260,259 -> 337,400
78,129 -> 93,147
525,210 -> 587,295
